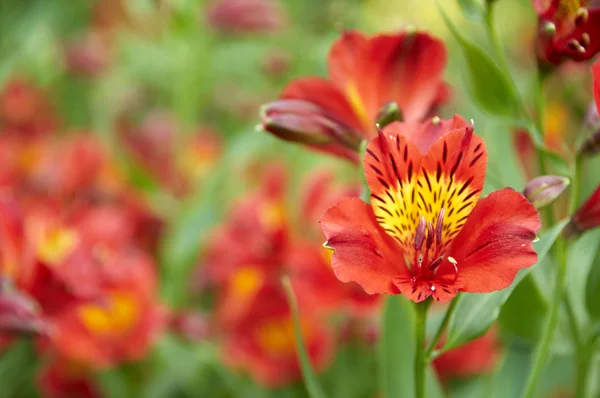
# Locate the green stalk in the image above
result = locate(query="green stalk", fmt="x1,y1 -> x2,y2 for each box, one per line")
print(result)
425,293 -> 461,358
521,237 -> 567,398
414,300 -> 431,398
574,348 -> 593,398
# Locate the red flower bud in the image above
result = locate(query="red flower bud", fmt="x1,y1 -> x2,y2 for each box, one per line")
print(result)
566,184 -> 600,238
0,286 -> 47,336
523,175 -> 570,208
260,99 -> 363,160
205,0 -> 287,34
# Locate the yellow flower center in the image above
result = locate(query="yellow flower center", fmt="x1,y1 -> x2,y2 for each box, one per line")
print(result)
36,227 -> 79,266
229,266 -> 264,299
79,292 -> 139,335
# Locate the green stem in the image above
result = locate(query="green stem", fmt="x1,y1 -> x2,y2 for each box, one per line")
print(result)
521,237 -> 568,398
564,295 -> 582,348
569,157 -> 583,214
414,300 -> 431,398
425,293 -> 461,358
574,348 -> 593,398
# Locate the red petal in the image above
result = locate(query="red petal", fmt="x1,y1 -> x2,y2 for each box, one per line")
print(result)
281,77 -> 365,134
448,188 -> 540,293
593,60 -> 600,116
383,114 -> 469,154
358,32 -> 448,122
328,30 -> 368,91
319,197 -> 407,295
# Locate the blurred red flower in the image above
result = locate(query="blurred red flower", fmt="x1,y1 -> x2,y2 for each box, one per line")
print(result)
534,0 -> 600,65
221,287 -> 332,388
261,30 -> 450,161
0,77 -> 59,138
320,116 -> 541,302
433,328 -> 500,381
38,358 -> 101,398
206,0 -> 287,34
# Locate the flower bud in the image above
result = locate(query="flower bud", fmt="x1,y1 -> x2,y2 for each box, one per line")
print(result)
375,101 -> 403,128
579,129 -> 600,156
260,99 -> 362,149
0,288 -> 47,335
565,184 -> 600,239
169,311 -> 210,343
523,175 -> 570,208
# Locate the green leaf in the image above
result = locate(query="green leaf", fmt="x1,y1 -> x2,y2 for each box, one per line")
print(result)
498,273 -> 548,341
585,244 -> 600,320
456,0 -> 485,21
442,219 -> 568,351
282,277 -> 328,398
378,295 -> 416,398
435,0 -> 521,121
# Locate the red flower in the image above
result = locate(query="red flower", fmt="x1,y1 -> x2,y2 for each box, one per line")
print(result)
49,248 -> 166,367
534,0 -> 600,65
221,287 -> 332,388
261,30 -> 450,161
37,358 -> 101,398
566,184 -> 600,237
433,328 -> 500,381
206,0 -> 287,34
320,117 -> 541,302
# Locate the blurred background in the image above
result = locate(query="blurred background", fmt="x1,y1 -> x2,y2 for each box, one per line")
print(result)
0,0 -> 599,397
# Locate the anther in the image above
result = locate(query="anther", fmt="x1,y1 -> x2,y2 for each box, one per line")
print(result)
581,33 -> 590,48
448,256 -> 459,282
414,216 -> 426,250
432,116 -> 440,125
426,222 -> 434,250
575,8 -> 589,26
436,208 -> 445,244
429,256 -> 443,270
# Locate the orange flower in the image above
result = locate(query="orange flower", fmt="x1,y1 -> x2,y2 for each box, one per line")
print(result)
261,30 -> 450,161
221,288 -> 332,388
320,116 -> 541,302
49,249 -> 165,367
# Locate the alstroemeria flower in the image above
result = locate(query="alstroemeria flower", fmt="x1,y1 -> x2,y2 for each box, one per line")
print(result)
320,117 -> 540,302
261,30 -> 450,162
566,184 -> 600,237
534,0 -> 600,65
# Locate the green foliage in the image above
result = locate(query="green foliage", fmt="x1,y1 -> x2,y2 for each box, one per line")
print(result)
585,245 -> 600,321
436,0 -> 521,122
443,219 -> 568,351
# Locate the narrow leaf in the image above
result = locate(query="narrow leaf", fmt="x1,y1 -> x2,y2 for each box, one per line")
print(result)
282,276 -> 328,398
585,244 -> 600,320
379,295 -> 416,398
436,0 -> 521,121
456,0 -> 485,21
442,219 -> 568,351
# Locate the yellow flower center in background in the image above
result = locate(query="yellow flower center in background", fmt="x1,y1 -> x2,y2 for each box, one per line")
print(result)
79,292 -> 139,335
229,266 -> 264,299
259,202 -> 285,231
256,318 -> 311,357
37,227 -> 79,266
346,83 -> 370,130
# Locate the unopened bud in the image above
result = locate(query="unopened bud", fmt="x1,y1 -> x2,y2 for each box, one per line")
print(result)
169,311 -> 210,343
0,289 -> 47,336
579,129 -> 600,156
375,101 -> 403,128
523,176 -> 570,208
260,99 -> 362,149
